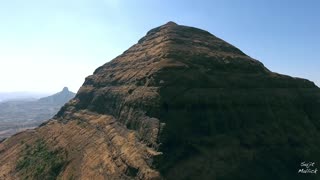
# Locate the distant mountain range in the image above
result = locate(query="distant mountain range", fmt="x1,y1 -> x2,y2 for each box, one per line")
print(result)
0,87 -> 75,140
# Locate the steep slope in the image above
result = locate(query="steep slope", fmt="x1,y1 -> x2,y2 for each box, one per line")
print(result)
1,22 -> 320,180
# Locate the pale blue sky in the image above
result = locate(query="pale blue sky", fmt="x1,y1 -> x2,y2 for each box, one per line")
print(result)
0,0 -> 319,93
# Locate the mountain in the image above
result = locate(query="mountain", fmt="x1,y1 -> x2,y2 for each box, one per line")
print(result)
38,87 -> 76,105
0,87 -> 75,141
1,22 -> 320,180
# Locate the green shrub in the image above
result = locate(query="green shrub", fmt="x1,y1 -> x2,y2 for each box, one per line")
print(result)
16,139 -> 66,180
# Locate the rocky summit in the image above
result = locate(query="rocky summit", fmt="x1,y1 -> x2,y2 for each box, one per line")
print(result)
1,22 -> 320,180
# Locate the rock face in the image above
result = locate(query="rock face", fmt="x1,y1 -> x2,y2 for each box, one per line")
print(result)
1,22 -> 320,180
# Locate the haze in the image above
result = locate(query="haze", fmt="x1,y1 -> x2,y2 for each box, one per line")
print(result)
0,0 -> 319,93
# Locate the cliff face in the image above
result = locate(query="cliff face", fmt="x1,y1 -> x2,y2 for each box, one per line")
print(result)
1,22 -> 320,180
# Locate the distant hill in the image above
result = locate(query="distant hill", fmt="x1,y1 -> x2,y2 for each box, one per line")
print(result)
0,87 -> 75,140
38,87 -> 75,105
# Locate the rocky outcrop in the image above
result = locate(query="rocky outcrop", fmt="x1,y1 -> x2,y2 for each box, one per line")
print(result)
1,22 -> 320,180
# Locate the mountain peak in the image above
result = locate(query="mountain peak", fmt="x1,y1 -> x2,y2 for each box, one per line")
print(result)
164,21 -> 178,26
135,22 -> 249,61
38,87 -> 75,105
62,87 -> 69,92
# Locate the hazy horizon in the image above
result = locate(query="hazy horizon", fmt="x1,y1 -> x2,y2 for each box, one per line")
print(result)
1,0 -> 319,93
0,88 -> 75,94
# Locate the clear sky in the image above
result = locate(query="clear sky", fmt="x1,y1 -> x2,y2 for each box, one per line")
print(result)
0,0 -> 319,93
